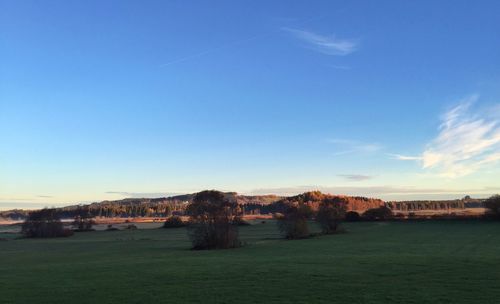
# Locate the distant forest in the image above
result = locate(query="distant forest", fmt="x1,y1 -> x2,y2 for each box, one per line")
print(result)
0,192 -> 485,220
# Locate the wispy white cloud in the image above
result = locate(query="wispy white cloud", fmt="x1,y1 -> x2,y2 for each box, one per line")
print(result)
338,174 -> 374,181
327,138 -> 382,155
328,65 -> 352,70
395,95 -> 500,177
388,154 -> 423,161
0,195 -> 54,201
283,28 -> 358,56
105,191 -> 181,198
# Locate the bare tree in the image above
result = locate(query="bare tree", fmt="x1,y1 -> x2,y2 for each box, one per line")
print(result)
186,190 -> 241,250
277,203 -> 312,239
72,207 -> 96,231
316,197 -> 347,234
484,195 -> 500,219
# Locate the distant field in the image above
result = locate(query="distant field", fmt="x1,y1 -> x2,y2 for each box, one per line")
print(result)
1,220 -> 500,303
393,208 -> 487,216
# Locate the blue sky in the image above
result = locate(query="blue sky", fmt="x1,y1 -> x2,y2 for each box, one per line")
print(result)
1,0 -> 500,209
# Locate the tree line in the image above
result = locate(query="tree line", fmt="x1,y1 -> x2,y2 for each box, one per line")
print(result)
1,193 -> 384,220
20,192 -> 500,252
4,192 -> 479,222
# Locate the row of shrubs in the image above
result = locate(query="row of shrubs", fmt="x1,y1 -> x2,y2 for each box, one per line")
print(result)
20,209 -> 141,238
162,215 -> 251,229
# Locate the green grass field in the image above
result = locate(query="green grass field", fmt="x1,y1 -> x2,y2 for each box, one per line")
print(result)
1,220 -> 500,304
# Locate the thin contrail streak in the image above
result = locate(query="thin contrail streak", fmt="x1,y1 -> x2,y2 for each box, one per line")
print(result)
159,31 -> 275,68
159,13 -> 333,68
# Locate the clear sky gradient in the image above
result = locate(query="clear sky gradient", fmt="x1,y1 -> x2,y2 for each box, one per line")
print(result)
1,0 -> 500,209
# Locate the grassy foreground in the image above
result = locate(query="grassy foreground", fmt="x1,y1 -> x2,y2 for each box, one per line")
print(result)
1,221 -> 500,304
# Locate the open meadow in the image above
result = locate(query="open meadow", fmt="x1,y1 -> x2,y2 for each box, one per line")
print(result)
1,220 -> 500,304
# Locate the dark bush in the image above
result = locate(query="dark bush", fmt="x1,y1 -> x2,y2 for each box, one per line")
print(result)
484,195 -> 500,219
186,190 -> 241,250
22,208 -> 72,238
277,203 -> 312,239
363,206 -> 393,221
393,213 -> 405,219
273,213 -> 284,219
163,216 -> 185,228
106,224 -> 119,231
316,197 -> 346,234
61,229 -> 74,237
233,218 -> 251,226
345,211 -> 361,222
